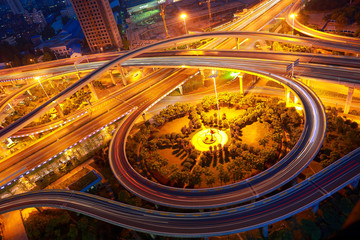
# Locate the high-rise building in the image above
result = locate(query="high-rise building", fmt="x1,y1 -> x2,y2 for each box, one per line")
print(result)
24,8 -> 47,29
6,0 -> 25,14
70,0 -> 122,52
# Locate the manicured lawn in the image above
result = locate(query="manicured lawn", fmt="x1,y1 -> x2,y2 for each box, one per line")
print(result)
157,148 -> 187,169
156,116 -> 190,136
241,121 -> 270,148
205,107 -> 246,121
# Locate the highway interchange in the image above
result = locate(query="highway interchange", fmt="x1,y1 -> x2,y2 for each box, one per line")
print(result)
0,0 -> 360,237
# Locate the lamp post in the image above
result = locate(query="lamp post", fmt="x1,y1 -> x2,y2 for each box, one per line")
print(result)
207,0 -> 212,22
30,58 -> 40,70
290,13 -> 297,35
160,3 -> 170,38
181,13 -> 188,35
35,76 -> 50,99
211,70 -> 220,123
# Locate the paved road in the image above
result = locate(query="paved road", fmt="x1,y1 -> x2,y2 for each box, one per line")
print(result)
0,148 -> 358,238
287,0 -> 360,46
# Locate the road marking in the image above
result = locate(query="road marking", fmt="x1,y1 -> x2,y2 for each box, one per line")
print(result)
210,212 -> 220,215
192,214 -> 202,217
228,209 -> 237,213
280,191 -> 288,196
263,198 -> 272,203
246,205 -> 255,209
176,214 -> 185,217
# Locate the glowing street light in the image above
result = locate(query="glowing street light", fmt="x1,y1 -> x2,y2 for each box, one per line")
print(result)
6,62 -> 13,68
210,70 -> 220,122
35,76 -> 50,99
180,13 -> 188,35
160,2 -> 170,38
290,13 -> 297,35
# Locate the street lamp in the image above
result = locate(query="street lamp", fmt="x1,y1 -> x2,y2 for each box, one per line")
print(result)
180,13 -> 188,35
160,3 -> 170,38
6,62 -> 13,68
290,13 -> 297,35
35,76 -> 50,99
211,70 -> 220,123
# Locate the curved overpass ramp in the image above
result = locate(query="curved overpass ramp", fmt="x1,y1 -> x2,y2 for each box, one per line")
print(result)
0,31 -> 357,142
109,63 -> 326,208
287,0 -> 360,46
0,148 -> 359,238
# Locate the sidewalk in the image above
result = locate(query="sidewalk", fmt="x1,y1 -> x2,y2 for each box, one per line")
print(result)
1,211 -> 28,240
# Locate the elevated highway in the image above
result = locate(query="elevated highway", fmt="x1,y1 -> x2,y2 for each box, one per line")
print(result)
1,31 -> 359,194
0,31 -> 359,237
286,0 -> 360,46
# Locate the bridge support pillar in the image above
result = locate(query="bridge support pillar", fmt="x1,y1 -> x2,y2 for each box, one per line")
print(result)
49,80 -> 55,89
29,134 -> 36,140
142,113 -> 146,122
349,179 -> 359,190
286,88 -> 291,106
344,86 -> 354,114
178,85 -> 183,95
54,104 -> 64,118
109,70 -> 117,85
236,38 -> 240,50
87,82 -> 99,101
252,75 -> 257,84
11,81 -> 15,87
239,74 -> 244,96
312,203 -> 319,214
76,73 -> 81,80
200,69 -> 206,85
27,90 -> 32,96
261,225 -> 268,238
117,64 -> 127,86
150,234 -> 156,239
155,204 -> 159,209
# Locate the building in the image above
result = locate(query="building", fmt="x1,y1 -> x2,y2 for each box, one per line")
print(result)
37,19 -> 84,57
24,9 -> 47,29
61,6 -> 76,18
70,0 -> 122,52
6,0 -> 24,14
121,0 -> 183,16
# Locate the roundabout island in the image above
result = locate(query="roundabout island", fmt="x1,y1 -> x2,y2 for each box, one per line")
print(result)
191,128 -> 228,152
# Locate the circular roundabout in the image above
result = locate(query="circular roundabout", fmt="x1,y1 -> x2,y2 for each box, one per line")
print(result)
107,33 -> 327,209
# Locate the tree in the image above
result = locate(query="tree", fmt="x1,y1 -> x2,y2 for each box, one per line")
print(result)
189,165 -> 203,186
227,157 -> 246,182
41,25 -> 56,40
216,165 -> 230,184
43,47 -> 56,61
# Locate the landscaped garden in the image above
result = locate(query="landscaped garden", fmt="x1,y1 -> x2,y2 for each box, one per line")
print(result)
126,92 -> 304,188
1,79 -> 92,127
